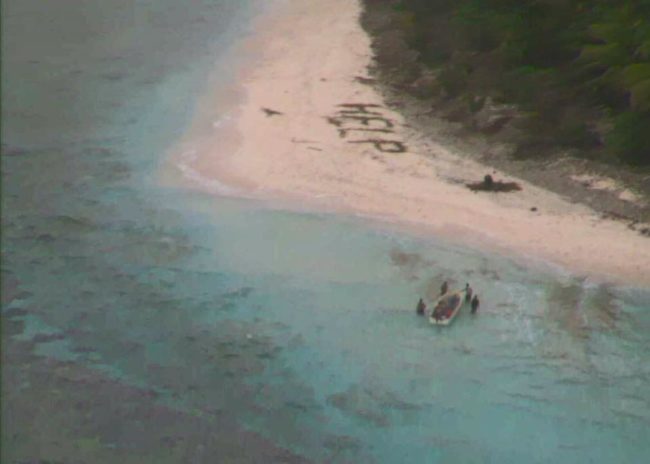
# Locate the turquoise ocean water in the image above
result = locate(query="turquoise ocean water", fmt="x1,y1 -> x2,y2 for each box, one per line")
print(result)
2,1 -> 650,462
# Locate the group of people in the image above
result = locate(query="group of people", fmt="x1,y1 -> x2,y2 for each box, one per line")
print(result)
416,280 -> 480,318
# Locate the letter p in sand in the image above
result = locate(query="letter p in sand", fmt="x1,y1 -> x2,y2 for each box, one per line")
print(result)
349,140 -> 407,153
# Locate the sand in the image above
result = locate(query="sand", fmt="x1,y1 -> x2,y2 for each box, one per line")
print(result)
165,0 -> 650,287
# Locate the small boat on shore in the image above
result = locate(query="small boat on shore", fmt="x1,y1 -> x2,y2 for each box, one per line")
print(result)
429,290 -> 465,326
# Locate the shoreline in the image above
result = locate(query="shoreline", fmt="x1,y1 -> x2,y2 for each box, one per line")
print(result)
163,0 -> 650,287
358,0 -> 650,229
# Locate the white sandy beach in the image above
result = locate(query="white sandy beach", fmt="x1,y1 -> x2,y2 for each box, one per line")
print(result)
166,0 -> 650,286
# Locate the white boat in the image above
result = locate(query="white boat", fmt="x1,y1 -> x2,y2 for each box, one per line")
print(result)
429,290 -> 465,326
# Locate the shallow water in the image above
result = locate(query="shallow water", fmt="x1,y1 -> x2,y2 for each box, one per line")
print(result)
3,1 -> 650,463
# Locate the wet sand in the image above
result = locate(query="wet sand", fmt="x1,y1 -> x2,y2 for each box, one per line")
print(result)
167,0 -> 650,287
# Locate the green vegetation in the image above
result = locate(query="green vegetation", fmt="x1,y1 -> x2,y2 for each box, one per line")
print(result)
388,0 -> 650,165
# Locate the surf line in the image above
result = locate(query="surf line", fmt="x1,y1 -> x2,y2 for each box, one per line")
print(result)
326,103 -> 407,153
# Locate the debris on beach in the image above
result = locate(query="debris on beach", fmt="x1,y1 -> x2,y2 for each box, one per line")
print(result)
261,107 -> 283,117
354,75 -> 375,85
602,210 -> 650,237
466,174 -> 522,193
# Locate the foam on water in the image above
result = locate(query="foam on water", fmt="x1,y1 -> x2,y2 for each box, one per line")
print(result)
176,149 -> 241,196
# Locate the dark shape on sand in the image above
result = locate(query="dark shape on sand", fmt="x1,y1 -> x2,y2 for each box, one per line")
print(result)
349,139 -> 406,153
326,116 -> 343,127
337,127 -> 393,138
467,174 -> 522,193
600,210 -> 650,238
261,107 -> 283,117
354,76 -> 376,85
530,206 -> 538,212
337,103 -> 382,113
335,115 -> 394,128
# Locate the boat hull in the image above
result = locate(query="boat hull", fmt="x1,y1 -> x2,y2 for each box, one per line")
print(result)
429,291 -> 464,326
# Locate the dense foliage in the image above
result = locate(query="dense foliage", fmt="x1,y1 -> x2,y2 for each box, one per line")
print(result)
390,0 -> 650,165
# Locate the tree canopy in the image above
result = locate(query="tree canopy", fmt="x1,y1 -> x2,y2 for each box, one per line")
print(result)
391,0 -> 650,165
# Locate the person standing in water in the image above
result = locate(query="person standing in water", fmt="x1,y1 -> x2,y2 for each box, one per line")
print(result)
471,295 -> 480,314
465,283 -> 473,302
416,298 -> 426,316
440,280 -> 448,295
